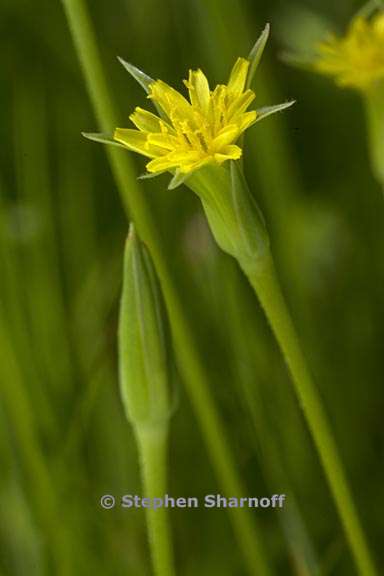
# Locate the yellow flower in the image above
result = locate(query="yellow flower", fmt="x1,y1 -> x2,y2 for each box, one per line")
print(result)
114,58 -> 255,175
113,56 -> 293,180
314,12 -> 384,90
84,26 -> 294,187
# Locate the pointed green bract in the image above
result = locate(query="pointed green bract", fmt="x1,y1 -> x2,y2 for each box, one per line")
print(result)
117,57 -> 166,119
246,23 -> 270,90
117,57 -> 155,93
168,170 -> 191,190
138,171 -> 167,180
82,132 -> 125,147
255,101 -> 296,123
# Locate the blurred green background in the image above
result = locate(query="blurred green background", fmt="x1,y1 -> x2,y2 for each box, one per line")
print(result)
1,0 -> 383,574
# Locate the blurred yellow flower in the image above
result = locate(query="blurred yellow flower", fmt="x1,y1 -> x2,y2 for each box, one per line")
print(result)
114,58 -> 257,175
314,12 -> 384,90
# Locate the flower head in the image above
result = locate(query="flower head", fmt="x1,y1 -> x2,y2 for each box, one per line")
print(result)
114,58 -> 256,176
114,58 -> 257,173
313,11 -> 384,90
84,25 -> 294,188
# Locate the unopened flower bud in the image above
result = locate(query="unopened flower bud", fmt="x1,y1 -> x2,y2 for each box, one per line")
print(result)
118,225 -> 171,428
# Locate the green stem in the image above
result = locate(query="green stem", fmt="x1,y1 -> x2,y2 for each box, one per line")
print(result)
60,1 -> 271,574
364,85 -> 384,190
242,253 -> 377,576
135,426 -> 175,576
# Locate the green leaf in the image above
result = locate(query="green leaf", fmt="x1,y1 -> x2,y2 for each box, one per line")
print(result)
246,23 -> 270,90
117,57 -> 155,93
255,100 -> 296,122
82,132 -> 125,148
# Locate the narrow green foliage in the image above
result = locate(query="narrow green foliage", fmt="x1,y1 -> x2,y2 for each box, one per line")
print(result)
3,0 -> 383,574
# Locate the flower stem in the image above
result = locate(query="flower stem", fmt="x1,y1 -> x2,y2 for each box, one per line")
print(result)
60,1 -> 272,574
364,85 -> 384,190
242,253 -> 377,576
135,426 -> 175,576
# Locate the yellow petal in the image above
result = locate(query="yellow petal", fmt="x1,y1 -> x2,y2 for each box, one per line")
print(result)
167,150 -> 202,163
227,57 -> 250,99
227,89 -> 255,119
130,107 -> 168,133
114,128 -> 163,158
211,125 -> 240,150
214,145 -> 242,163
238,110 -> 257,132
146,150 -> 200,173
349,17 -> 369,38
181,157 -> 211,173
184,69 -> 210,113
146,156 -> 176,173
149,80 -> 193,121
209,84 -> 227,131
373,13 -> 384,37
147,132 -> 179,151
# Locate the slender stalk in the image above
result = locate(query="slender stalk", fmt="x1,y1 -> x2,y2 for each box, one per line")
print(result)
60,1 -> 272,574
135,426 -> 175,576
241,253 -> 377,576
364,86 -> 384,191
221,259 -> 319,576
